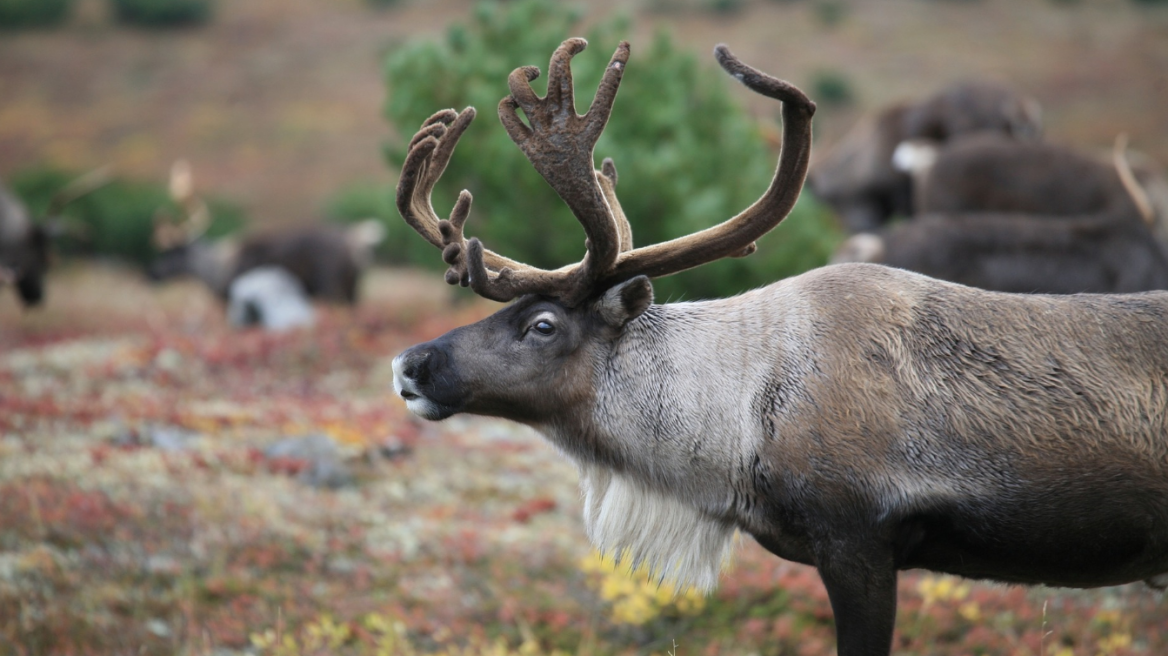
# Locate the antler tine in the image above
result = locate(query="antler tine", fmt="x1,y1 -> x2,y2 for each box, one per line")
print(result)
600,45 -> 816,285
46,165 -> 113,217
1113,133 -> 1156,226
170,159 -> 207,242
496,39 -> 632,303
599,158 -> 633,253
397,108 -> 524,270
397,108 -> 581,297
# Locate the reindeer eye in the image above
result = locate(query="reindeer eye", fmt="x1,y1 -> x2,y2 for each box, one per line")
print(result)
532,320 -> 555,336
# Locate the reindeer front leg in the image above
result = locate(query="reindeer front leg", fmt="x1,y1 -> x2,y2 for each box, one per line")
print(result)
814,536 -> 898,656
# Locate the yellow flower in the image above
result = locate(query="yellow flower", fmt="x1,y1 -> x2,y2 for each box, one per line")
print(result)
916,575 -> 970,606
580,550 -> 706,625
1097,632 -> 1133,655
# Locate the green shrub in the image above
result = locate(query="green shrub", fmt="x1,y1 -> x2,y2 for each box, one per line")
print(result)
0,0 -> 73,29
323,183 -> 406,264
704,0 -> 746,14
809,69 -> 856,108
811,0 -> 847,27
383,0 -> 841,300
7,166 -> 244,265
109,0 -> 213,27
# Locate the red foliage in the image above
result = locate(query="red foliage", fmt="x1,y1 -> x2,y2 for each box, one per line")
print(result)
511,497 -> 557,523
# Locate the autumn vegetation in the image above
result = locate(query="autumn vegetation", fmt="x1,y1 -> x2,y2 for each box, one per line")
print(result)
2,0 -> 1167,653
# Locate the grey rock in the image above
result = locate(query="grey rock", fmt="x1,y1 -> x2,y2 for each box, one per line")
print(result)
264,434 -> 353,489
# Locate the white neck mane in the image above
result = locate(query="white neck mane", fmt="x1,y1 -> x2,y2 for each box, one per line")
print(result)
577,463 -> 737,592
550,288 -> 806,592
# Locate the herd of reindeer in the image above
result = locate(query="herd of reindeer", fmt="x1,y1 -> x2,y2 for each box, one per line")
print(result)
1,72 -> 1167,318
818,80 -> 1168,294
0,160 -> 384,327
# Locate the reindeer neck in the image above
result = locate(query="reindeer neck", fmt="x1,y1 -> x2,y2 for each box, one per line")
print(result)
546,284 -> 807,517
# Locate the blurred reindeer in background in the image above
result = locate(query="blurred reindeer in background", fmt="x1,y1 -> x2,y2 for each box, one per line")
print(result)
834,136 -> 1168,293
897,133 -> 1164,227
148,161 -> 386,309
0,168 -> 110,308
808,82 -> 1043,232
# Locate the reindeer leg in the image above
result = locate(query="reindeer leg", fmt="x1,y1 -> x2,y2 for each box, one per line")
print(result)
814,537 -> 898,656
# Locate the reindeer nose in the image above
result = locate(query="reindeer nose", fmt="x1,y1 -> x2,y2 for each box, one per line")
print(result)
400,348 -> 432,384
393,344 -> 446,396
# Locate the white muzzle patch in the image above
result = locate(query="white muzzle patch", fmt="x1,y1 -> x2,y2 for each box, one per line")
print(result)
392,353 -> 442,420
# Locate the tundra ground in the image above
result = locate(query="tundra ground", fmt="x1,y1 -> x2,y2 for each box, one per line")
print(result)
1,264 -> 1165,655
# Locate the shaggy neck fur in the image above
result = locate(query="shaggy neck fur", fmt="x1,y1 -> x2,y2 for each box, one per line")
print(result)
545,284 -> 809,592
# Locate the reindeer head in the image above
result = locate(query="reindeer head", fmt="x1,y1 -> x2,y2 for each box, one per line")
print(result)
0,167 -> 109,307
392,39 -> 815,425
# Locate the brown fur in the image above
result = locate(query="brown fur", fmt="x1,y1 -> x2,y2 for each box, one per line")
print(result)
1,170 -> 110,308
834,210 -> 1168,294
0,183 -> 50,307
809,82 -> 1042,232
148,225 -> 369,303
919,133 -> 1149,219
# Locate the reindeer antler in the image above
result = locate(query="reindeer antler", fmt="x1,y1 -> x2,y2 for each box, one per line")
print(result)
45,166 -> 113,218
396,39 -> 815,306
396,108 -> 583,301
153,160 -> 212,249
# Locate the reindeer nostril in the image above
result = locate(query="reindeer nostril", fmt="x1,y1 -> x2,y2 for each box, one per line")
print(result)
403,361 -> 421,381
400,389 -> 419,401
403,350 -> 432,384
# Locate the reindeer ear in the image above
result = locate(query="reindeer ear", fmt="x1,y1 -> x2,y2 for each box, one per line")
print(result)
595,275 -> 653,328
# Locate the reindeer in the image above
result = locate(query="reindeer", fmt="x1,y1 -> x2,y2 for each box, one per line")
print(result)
148,161 -> 384,304
389,40 -> 1168,656
899,132 -> 1162,225
808,81 -> 1042,233
831,210 -> 1168,294
0,168 -> 109,307
835,136 -> 1168,293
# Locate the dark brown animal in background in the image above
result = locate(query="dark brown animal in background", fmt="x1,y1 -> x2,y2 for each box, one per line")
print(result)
0,168 -> 110,307
832,210 -> 1168,294
808,82 -> 1042,232
836,136 -> 1168,293
389,39 -> 1168,656
148,161 -> 384,303
903,132 -> 1160,225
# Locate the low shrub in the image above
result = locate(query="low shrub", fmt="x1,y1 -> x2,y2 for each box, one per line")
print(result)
809,69 -> 856,108
812,0 -> 848,27
108,0 -> 213,27
0,0 -> 73,29
704,0 -> 747,14
7,166 -> 245,265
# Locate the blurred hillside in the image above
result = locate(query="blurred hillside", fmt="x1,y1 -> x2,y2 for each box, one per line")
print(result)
0,0 -> 1166,229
